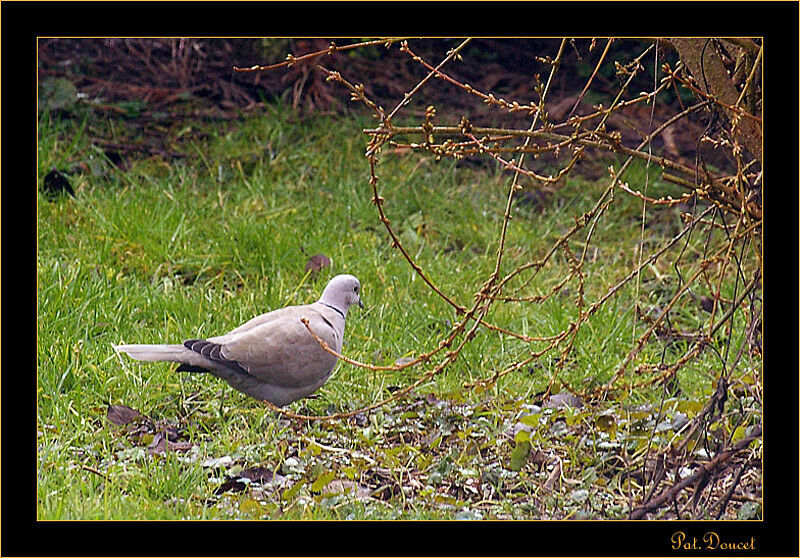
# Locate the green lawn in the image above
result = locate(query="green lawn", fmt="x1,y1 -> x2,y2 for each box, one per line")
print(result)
37,104 -> 760,520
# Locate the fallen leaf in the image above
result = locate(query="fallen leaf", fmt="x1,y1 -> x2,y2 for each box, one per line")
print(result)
305,253 -> 331,279
201,455 -> 234,469
282,478 -> 307,501
529,449 -> 549,466
543,459 -> 562,492
147,431 -> 194,455
326,479 -> 373,501
42,169 -> 75,199
508,440 -> 531,471
216,466 -> 286,495
238,498 -> 264,516
543,392 -> 584,409
107,404 -> 146,426
310,470 -> 336,492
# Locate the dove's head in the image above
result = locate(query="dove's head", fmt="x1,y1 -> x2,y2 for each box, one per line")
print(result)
319,274 -> 363,315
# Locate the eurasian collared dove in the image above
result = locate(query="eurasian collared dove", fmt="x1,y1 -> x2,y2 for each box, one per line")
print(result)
113,274 -> 363,406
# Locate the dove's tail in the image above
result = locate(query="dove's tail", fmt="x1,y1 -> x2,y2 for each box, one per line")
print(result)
113,343 -> 190,363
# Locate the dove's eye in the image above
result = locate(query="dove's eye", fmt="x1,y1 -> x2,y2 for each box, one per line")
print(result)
354,286 -> 359,293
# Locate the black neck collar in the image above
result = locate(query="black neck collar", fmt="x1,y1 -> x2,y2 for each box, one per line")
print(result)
319,302 -> 346,320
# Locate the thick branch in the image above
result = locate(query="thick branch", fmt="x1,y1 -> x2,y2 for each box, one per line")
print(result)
669,38 -> 761,162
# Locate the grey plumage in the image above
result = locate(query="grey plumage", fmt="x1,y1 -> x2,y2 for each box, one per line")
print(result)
114,274 -> 363,406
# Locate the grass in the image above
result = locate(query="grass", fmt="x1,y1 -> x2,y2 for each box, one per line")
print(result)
37,103 -> 760,521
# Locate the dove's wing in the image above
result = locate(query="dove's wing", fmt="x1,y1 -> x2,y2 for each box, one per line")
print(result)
208,307 -> 285,342
211,304 -> 343,389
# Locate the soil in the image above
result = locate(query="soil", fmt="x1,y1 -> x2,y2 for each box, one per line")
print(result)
38,38 -> 738,176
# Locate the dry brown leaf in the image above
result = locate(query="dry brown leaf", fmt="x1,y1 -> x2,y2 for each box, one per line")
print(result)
305,253 -> 331,279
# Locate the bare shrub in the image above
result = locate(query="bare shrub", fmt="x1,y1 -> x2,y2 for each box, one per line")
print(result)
236,38 -> 762,519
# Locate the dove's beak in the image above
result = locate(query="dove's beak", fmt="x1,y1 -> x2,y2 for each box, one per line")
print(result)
358,297 -> 364,309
